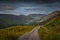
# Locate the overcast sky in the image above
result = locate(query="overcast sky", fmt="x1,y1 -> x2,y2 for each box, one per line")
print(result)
0,0 -> 60,15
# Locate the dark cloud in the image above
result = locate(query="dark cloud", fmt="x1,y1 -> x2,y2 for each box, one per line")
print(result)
0,0 -> 60,15
0,4 -> 13,10
0,0 -> 60,3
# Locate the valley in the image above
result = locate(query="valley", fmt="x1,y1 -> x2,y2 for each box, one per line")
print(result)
0,11 -> 60,40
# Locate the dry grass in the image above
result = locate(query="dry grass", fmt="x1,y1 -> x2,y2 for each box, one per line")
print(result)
0,25 -> 35,40
38,16 -> 60,40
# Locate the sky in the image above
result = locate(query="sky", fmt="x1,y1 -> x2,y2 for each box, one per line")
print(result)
0,0 -> 60,15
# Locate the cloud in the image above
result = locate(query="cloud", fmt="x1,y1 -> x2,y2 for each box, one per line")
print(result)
0,4 -> 14,10
0,2 -> 60,15
0,0 -> 60,3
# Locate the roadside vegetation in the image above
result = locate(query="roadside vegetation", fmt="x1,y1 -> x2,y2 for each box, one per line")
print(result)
38,16 -> 60,40
0,25 -> 35,40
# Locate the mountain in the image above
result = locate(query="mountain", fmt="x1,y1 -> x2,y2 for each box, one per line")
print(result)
0,14 -> 46,28
0,14 -> 21,28
38,11 -> 60,40
39,11 -> 60,25
28,14 -> 46,21
44,11 -> 60,28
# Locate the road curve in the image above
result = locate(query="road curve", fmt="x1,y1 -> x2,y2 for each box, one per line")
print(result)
17,26 -> 40,40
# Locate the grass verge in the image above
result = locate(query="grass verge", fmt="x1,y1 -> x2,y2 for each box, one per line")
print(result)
0,25 -> 35,40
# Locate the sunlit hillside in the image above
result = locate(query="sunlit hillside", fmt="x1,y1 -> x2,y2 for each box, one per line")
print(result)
38,11 -> 60,25
38,11 -> 60,40
0,25 -> 35,40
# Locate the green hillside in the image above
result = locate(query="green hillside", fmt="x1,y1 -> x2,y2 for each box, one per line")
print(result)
0,17 -> 18,28
44,16 -> 60,28
0,25 -> 35,40
38,11 -> 60,25
38,11 -> 60,40
0,14 -> 46,28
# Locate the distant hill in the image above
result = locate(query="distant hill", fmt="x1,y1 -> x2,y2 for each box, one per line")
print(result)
28,14 -> 46,21
0,14 -> 46,28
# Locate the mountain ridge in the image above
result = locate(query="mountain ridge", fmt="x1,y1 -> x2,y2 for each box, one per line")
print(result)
0,14 -> 46,28
39,11 -> 60,25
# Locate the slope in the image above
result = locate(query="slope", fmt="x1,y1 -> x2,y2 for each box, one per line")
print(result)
0,25 -> 35,40
38,11 -> 60,40
0,14 -> 46,28
39,11 -> 60,25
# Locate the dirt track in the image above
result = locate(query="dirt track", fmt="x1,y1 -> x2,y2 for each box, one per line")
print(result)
17,26 -> 40,40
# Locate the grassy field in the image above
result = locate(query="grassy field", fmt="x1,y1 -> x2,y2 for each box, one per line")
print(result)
0,25 -> 35,40
38,16 -> 60,40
